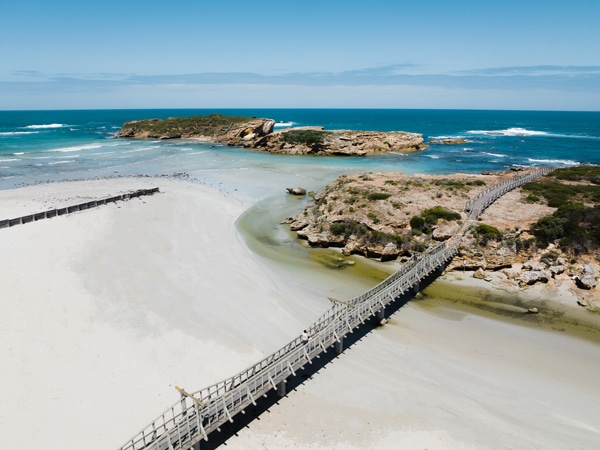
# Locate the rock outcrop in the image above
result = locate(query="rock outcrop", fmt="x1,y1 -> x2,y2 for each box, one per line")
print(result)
251,127 -> 425,156
118,114 -> 275,143
287,170 -> 600,300
576,264 -> 599,290
118,115 -> 425,157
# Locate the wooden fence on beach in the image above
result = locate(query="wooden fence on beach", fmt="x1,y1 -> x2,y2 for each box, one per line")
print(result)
0,188 -> 160,229
118,166 -> 554,450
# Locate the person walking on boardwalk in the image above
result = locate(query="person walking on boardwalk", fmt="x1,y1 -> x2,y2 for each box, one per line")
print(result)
301,330 -> 311,345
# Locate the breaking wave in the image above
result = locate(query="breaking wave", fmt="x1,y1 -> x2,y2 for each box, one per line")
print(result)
25,123 -> 67,129
0,131 -> 38,136
49,143 -> 103,153
468,127 -> 549,137
528,158 -> 579,166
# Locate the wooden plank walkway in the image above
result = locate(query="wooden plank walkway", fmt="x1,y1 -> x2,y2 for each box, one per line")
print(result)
119,167 -> 554,450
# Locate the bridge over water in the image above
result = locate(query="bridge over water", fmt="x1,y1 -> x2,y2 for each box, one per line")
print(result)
120,167 -> 554,450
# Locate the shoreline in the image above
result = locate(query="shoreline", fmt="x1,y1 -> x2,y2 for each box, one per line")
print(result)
1,176 -> 599,449
422,272 -> 600,344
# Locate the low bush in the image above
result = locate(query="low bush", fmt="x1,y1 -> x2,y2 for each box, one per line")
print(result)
282,129 -> 330,146
368,192 -> 391,201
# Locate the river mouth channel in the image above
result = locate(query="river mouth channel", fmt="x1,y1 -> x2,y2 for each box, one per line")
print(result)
236,194 -> 600,343
235,194 -> 397,300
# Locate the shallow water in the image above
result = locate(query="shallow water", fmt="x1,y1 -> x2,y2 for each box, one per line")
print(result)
236,192 -> 600,344
235,193 -> 396,301
420,278 -> 600,344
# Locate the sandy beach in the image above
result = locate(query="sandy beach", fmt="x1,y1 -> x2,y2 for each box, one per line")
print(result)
1,177 -> 599,450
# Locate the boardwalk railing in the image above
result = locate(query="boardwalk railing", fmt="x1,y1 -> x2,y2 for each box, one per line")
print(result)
465,167 -> 554,220
119,167 -> 553,450
0,188 -> 160,229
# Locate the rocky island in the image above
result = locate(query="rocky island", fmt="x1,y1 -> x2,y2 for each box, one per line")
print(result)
287,166 -> 600,309
118,114 -> 425,156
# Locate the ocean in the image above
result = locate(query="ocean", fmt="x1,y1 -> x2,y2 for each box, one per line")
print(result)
1,109 -> 599,198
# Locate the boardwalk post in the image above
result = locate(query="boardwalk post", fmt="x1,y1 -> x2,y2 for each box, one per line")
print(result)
335,337 -> 344,354
376,308 -> 385,321
277,379 -> 286,397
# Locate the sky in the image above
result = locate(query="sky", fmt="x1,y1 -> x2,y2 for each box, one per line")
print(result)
1,0 -> 599,111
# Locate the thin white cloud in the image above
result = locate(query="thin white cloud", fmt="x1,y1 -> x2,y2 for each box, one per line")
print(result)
2,64 -> 599,110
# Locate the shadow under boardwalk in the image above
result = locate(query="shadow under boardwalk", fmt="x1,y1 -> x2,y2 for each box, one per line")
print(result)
196,264 -> 446,449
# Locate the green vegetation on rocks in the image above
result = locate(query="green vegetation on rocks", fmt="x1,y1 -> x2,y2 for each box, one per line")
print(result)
523,166 -> 600,252
282,129 -> 332,147
120,114 -> 255,139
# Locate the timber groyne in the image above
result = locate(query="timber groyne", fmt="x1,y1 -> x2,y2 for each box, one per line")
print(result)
0,188 -> 159,229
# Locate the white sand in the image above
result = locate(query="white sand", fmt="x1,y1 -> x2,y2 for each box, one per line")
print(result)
0,178 -> 326,449
1,178 -> 599,450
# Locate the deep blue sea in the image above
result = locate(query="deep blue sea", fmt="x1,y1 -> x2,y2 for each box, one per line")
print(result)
1,109 -> 599,198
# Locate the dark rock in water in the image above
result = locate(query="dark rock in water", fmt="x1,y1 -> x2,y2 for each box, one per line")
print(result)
287,187 -> 307,196
429,138 -> 468,145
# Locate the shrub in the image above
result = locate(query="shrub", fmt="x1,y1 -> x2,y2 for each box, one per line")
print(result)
531,216 -> 568,245
435,179 -> 465,189
410,215 -> 425,230
466,180 -> 486,186
330,222 -> 347,236
473,224 -> 503,240
422,206 -> 461,224
282,129 -> 330,146
368,192 -> 391,201
367,212 -> 379,223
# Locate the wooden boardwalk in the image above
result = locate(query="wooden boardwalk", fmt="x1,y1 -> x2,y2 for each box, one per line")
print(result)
0,188 -> 160,229
119,167 -> 554,450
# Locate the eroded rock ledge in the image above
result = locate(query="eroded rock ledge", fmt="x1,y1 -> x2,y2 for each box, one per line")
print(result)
118,115 -> 425,156
251,127 -> 425,156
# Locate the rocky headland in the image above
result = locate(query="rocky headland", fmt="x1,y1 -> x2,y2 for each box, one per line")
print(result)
118,114 -> 425,156
286,167 -> 600,310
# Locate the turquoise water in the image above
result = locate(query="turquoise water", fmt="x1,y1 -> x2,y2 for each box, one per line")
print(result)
1,109 -> 599,197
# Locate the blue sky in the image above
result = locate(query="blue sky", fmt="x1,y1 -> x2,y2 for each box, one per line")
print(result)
1,0 -> 599,110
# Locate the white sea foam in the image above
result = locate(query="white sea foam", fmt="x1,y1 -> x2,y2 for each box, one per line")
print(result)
25,123 -> 66,129
48,160 -> 74,165
0,158 -> 20,163
123,148 -> 155,154
482,152 -> 507,158
49,143 -> 103,153
0,131 -> 38,136
13,152 -> 24,155
468,127 -> 549,137
425,155 -> 440,159
274,121 -> 293,127
429,135 -> 469,140
528,158 -> 579,166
